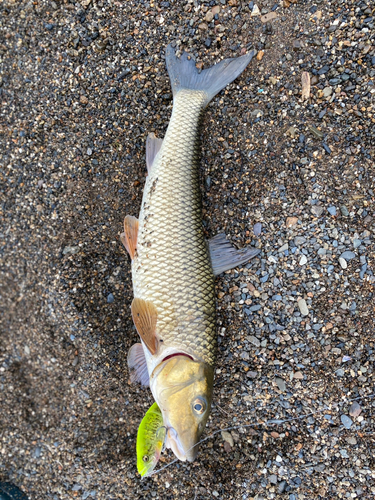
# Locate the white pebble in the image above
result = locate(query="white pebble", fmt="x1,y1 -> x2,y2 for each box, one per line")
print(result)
299,255 -> 307,266
298,299 -> 309,316
339,257 -> 347,269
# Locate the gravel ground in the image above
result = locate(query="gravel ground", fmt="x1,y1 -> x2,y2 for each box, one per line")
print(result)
1,0 -> 374,499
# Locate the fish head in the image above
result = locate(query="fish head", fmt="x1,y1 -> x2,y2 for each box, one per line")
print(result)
150,355 -> 214,462
136,424 -> 166,478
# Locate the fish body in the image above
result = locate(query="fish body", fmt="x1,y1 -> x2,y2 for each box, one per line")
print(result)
136,402 -> 166,477
123,45 -> 258,463
134,88 -> 217,369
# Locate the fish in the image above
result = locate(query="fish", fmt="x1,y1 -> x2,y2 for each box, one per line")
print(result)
122,44 -> 259,463
136,402 -> 166,477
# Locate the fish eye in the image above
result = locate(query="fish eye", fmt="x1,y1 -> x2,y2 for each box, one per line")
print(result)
143,455 -> 149,462
193,398 -> 205,415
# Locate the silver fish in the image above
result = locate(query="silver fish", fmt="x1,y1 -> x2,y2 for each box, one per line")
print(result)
122,45 -> 259,462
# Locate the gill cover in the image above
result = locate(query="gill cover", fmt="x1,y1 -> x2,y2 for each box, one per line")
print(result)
150,355 -> 214,462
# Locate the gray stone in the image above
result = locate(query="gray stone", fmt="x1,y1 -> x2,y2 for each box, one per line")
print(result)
349,402 -> 362,417
247,335 -> 260,347
278,481 -> 287,493
311,205 -> 324,217
279,243 -> 288,252
221,430 -> 234,447
298,299 -> 309,316
294,236 -> 306,246
275,377 -> 286,392
340,251 -> 356,260
253,222 -> 262,236
327,206 -> 337,215
323,87 -> 332,97
340,205 -> 349,216
340,414 -> 353,429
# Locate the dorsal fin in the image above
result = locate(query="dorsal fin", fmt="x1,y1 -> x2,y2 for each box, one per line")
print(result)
146,133 -> 163,173
131,298 -> 158,355
120,215 -> 139,260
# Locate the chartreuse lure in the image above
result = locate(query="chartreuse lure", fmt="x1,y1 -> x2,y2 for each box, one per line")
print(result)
136,402 -> 166,477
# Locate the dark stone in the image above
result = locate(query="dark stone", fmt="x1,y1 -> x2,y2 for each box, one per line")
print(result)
318,65 -> 330,75
319,109 -> 326,119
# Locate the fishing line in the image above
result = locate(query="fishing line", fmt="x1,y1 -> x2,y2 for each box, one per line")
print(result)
150,391 -> 375,476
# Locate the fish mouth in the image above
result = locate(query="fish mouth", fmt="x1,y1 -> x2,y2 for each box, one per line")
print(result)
165,427 -> 198,462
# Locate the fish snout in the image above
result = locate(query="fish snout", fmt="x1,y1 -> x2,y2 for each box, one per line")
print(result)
185,444 -> 199,462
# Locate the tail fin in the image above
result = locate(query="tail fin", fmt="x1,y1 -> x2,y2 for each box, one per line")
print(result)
165,45 -> 256,106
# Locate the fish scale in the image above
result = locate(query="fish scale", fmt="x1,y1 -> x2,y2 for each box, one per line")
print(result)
132,89 -> 217,366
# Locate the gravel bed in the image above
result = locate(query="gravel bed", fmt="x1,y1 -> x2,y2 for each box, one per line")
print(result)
0,0 -> 374,499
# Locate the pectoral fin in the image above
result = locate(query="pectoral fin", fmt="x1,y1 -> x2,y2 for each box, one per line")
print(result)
128,343 -> 150,386
121,215 -> 139,259
131,298 -> 158,355
146,133 -> 163,173
209,233 -> 260,276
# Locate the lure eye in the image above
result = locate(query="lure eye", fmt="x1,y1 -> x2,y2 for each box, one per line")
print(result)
143,455 -> 149,462
193,398 -> 205,415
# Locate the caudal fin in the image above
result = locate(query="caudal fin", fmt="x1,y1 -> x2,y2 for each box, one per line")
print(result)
165,44 -> 256,106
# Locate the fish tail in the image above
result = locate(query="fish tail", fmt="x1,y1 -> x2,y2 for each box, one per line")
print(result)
165,44 -> 256,107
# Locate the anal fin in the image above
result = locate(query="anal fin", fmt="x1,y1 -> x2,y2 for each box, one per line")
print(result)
146,133 -> 163,173
128,343 -> 150,386
208,233 -> 260,276
121,215 -> 139,259
131,298 -> 158,355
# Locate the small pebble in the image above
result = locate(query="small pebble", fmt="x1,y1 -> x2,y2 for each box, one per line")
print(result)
339,257 -> 347,269
299,255 -> 307,266
297,299 -> 309,316
311,205 -> 324,217
251,4 -> 261,16
221,430 -> 234,447
349,402 -> 362,418
340,415 -> 353,429
327,206 -> 337,216
275,377 -> 286,392
340,251 -> 355,260
253,222 -> 262,236
286,216 -> 298,228
340,205 -> 349,216
107,293 -> 114,303
247,335 -> 261,347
